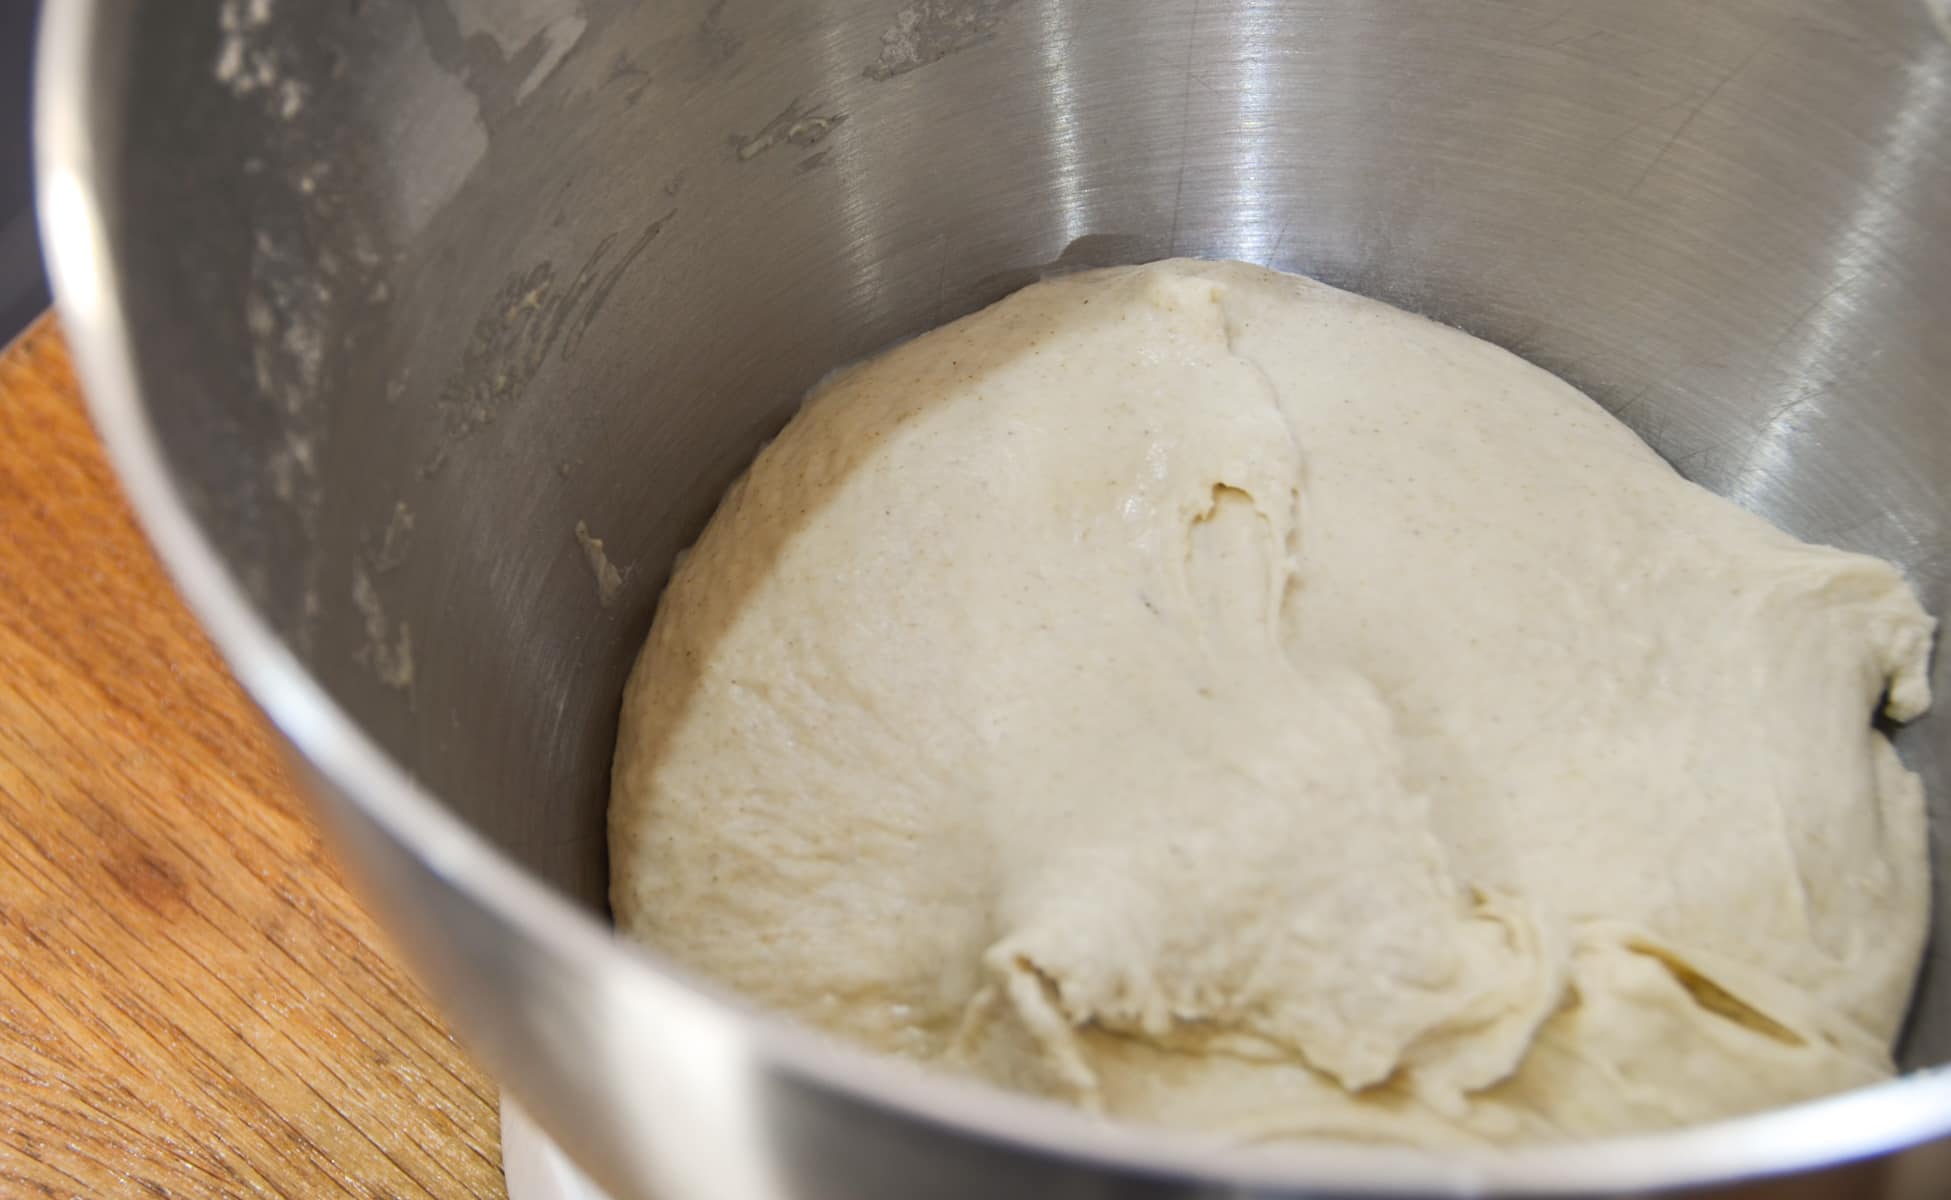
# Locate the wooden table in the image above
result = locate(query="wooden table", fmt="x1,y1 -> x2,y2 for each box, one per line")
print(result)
0,318 -> 505,1199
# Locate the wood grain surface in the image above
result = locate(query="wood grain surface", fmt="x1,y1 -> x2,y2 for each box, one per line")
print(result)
0,318 -> 505,1199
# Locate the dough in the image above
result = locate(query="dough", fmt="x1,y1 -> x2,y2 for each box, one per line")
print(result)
609,260 -> 1933,1144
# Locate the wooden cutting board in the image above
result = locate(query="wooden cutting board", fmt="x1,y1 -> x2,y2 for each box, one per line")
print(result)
0,317 -> 504,1199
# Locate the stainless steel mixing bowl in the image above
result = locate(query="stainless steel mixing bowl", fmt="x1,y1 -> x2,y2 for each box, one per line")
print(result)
35,0 -> 1951,1195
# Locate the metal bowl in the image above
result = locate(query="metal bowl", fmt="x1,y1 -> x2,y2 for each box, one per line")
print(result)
36,1 -> 1951,1196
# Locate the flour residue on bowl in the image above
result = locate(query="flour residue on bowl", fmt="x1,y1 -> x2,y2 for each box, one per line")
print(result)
575,522 -> 625,610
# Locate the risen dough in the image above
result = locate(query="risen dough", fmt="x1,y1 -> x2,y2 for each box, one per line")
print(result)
610,260 -> 1934,1144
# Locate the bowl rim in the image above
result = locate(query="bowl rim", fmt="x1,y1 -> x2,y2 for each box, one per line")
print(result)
36,1 -> 1951,1194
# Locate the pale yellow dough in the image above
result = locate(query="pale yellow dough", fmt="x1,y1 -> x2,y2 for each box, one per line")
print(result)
610,260 -> 1934,1145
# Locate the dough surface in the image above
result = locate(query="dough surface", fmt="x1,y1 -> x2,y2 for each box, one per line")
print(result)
609,260 -> 1934,1144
